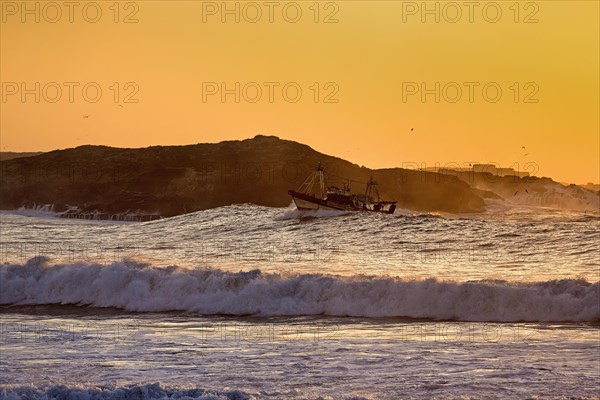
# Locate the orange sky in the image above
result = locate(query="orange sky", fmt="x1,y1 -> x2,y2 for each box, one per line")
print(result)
1,1 -> 598,184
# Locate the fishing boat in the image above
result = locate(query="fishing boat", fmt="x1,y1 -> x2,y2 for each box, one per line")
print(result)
288,163 -> 397,214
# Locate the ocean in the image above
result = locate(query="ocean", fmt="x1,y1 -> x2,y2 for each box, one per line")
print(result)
1,201 -> 599,399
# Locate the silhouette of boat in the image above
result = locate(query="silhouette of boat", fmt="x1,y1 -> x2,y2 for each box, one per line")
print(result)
288,163 -> 397,214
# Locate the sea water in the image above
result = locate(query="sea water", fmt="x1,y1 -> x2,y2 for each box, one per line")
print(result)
1,202 -> 598,399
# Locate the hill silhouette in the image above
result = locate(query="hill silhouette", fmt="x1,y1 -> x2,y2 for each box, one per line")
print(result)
0,152 -> 44,161
0,135 -> 486,218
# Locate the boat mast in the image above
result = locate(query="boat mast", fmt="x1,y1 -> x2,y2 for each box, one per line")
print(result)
297,162 -> 327,199
317,162 -> 325,199
365,176 -> 380,202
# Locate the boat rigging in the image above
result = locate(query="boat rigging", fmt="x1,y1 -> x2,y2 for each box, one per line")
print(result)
288,163 -> 397,214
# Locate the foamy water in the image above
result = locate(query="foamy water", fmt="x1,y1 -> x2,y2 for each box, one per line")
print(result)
2,257 -> 598,322
1,204 -> 598,399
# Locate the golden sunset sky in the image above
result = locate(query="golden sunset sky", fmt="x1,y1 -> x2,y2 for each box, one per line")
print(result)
1,1 -> 598,184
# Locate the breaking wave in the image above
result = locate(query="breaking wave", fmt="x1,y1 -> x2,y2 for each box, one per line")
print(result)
0,383 -> 373,400
1,257 -> 598,322
12,204 -> 58,218
0,383 -> 254,400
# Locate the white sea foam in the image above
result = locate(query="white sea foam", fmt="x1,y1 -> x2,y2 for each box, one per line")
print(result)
0,383 -> 375,400
2,257 -> 598,322
0,383 -> 253,400
11,204 -> 59,218
274,207 -> 353,220
507,183 -> 600,213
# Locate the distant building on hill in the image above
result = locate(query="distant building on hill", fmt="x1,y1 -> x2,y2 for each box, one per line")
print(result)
471,164 -> 530,178
428,164 -> 530,178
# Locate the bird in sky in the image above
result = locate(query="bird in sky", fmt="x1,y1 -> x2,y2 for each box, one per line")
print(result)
83,115 -> 90,118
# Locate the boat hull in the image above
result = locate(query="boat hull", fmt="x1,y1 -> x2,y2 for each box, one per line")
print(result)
292,197 -> 341,211
288,190 -> 396,214
288,190 -> 348,211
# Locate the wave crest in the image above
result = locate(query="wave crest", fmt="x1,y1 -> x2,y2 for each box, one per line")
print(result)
0,383 -> 252,400
1,257 -> 598,322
